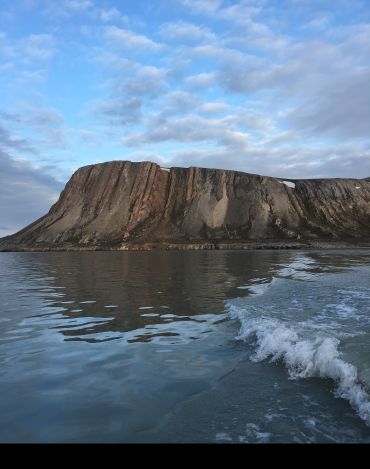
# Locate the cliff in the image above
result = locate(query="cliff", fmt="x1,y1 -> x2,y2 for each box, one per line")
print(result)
1,160 -> 370,251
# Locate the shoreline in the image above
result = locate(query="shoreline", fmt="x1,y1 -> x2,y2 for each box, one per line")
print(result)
1,240 -> 370,252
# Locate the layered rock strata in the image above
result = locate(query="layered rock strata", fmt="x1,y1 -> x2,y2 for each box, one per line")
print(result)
1,161 -> 369,250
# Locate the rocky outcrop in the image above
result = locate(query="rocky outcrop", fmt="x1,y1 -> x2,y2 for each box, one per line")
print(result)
1,160 -> 370,250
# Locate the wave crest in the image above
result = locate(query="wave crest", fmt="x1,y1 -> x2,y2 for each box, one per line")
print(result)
228,303 -> 370,425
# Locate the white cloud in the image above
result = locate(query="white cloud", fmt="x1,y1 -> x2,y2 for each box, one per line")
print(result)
179,0 -> 223,16
89,6 -> 130,24
0,105 -> 69,155
197,102 -> 229,115
97,7 -> 122,22
89,52 -> 169,114
159,21 -> 216,42
0,151 -> 63,237
79,129 -> 101,146
131,140 -> 370,180
155,91 -> 199,118
285,67 -> 370,139
22,33 -> 55,61
104,26 -> 164,52
185,72 -> 216,89
0,32 -> 55,64
44,0 -> 94,17
16,69 -> 48,82
0,108 -> 64,128
122,114 -> 251,152
0,62 -> 14,70
302,14 -> 330,30
91,97 -> 143,125
0,123 -> 34,153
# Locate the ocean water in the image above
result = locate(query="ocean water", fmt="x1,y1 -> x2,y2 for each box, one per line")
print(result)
0,250 -> 370,443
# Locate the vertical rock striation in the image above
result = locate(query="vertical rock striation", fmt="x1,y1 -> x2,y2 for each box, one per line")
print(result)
1,160 -> 370,250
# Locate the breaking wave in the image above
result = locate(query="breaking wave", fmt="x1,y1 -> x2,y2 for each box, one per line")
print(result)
227,303 -> 370,425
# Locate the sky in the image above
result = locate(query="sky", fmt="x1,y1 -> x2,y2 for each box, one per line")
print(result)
1,0 -> 370,236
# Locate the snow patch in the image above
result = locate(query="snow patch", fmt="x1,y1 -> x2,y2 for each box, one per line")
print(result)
279,180 -> 296,189
160,167 -> 170,172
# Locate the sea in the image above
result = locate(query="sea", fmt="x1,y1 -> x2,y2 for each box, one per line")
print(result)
0,249 -> 370,443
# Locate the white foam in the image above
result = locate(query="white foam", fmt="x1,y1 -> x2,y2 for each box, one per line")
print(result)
215,432 -> 232,442
275,256 -> 317,280
265,412 -> 284,422
279,180 -> 296,189
228,304 -> 370,425
245,423 -> 272,443
356,186 -> 361,189
139,306 -> 153,310
247,280 -> 275,296
237,278 -> 276,295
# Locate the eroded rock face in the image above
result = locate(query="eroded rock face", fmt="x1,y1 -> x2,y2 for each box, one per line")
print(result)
1,160 -> 370,250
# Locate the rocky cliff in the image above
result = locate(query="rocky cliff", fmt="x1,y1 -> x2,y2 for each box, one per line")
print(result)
1,160 -> 370,250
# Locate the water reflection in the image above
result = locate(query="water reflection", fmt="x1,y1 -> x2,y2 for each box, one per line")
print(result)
1,249 -> 370,442
2,250 -> 370,344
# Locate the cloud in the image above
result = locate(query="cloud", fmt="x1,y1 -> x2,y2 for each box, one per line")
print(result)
0,150 -> 63,237
197,28 -> 370,142
155,91 -> 199,119
184,43 -> 246,61
21,34 -> 55,61
0,107 -> 68,152
93,51 -> 169,96
94,7 -> 123,22
0,32 -> 55,65
285,67 -> 370,139
119,65 -> 168,96
91,97 -> 143,125
79,129 -> 101,146
0,34 -> 15,60
197,102 -> 229,115
2,0 -> 365,186
302,14 -> 330,30
0,62 -> 14,71
87,53 -> 169,126
215,1 -> 264,23
0,108 -> 64,128
0,123 -> 34,153
15,69 -> 48,83
44,0 -> 94,17
185,72 -> 216,89
104,26 -> 164,52
159,21 -> 216,43
127,140 -> 370,180
179,0 -> 223,16
122,114 -> 251,151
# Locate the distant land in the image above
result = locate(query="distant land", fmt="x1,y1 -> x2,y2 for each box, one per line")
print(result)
1,161 -> 370,251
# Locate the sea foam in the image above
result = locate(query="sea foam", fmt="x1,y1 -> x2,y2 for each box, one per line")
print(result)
228,303 -> 370,425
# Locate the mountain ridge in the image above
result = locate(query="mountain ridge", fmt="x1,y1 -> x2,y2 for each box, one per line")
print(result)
1,160 -> 370,251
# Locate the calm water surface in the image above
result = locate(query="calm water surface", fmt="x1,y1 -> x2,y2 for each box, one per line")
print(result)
1,250 -> 370,443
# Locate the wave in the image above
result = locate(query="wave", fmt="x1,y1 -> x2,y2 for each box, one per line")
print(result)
227,303 -> 370,425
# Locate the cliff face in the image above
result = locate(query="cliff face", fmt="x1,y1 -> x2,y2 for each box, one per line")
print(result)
1,160 -> 370,250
